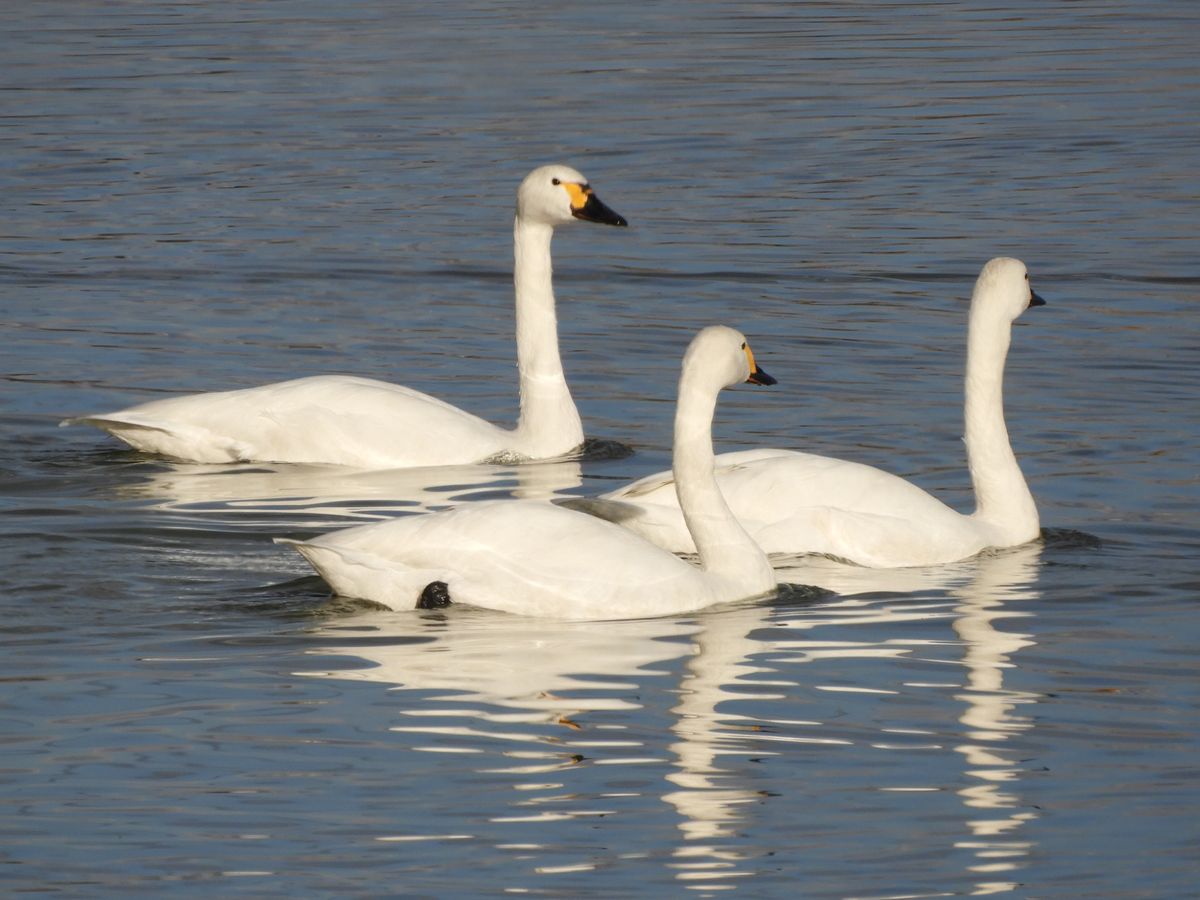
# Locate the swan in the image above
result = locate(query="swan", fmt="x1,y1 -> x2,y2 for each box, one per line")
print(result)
279,325 -> 779,620
584,258 -> 1045,568
64,165 -> 627,468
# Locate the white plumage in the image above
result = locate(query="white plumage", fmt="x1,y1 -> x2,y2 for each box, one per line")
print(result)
594,258 -> 1045,568
281,326 -> 779,619
65,164 -> 626,468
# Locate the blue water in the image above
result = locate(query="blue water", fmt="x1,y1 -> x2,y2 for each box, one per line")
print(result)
2,2 -> 1198,896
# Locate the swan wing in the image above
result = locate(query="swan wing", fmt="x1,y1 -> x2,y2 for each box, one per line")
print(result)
600,447 -> 790,501
287,500 -> 710,619
755,505 -> 985,568
596,449 -> 968,564
71,376 -> 515,468
709,450 -> 955,520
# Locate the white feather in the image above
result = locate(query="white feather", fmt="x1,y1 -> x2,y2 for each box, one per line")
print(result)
66,165 -> 626,468
281,326 -> 778,619
597,258 -> 1044,568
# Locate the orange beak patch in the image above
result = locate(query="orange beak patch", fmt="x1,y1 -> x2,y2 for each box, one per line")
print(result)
563,181 -> 592,210
743,342 -> 777,386
743,344 -> 759,373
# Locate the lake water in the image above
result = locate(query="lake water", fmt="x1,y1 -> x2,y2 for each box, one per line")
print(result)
3,1 -> 1198,896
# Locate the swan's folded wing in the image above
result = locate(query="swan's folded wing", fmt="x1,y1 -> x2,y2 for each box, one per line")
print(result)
755,505 -> 986,568
602,448 -> 803,502
280,500 -> 705,618
67,376 -> 513,467
601,470 -> 675,500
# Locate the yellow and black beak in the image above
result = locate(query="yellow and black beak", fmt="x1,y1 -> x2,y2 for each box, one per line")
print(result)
743,343 -> 777,386
564,182 -> 628,227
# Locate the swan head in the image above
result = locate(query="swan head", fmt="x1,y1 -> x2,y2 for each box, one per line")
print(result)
517,165 -> 628,228
973,257 -> 1046,322
683,325 -> 777,392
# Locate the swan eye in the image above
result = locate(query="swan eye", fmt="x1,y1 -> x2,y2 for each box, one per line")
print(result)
740,342 -> 747,350
551,178 -> 561,186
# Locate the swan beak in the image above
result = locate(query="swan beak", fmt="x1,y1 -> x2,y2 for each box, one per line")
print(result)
567,184 -> 628,227
748,365 -> 777,386
1029,290 -> 1046,308
742,343 -> 777,385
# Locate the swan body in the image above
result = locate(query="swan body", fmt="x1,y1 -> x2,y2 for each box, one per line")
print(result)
66,165 -> 627,468
594,258 -> 1045,568
282,326 -> 779,619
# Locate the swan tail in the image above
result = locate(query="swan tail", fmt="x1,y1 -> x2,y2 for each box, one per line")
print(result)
557,496 -> 694,554
62,414 -> 170,434
554,496 -> 645,524
64,413 -> 249,462
600,473 -> 675,501
277,537 -> 443,611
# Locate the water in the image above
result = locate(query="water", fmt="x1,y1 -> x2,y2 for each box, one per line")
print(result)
2,1 -> 1198,896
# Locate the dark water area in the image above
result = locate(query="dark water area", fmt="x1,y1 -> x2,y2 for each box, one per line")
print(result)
2,2 -> 1198,896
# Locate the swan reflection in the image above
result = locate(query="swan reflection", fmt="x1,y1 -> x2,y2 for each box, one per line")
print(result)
660,604 -> 777,888
296,542 -> 1043,892
115,457 -> 583,526
775,544 -> 1043,892
298,601 -> 776,888
298,610 -> 696,724
946,545 -> 1041,892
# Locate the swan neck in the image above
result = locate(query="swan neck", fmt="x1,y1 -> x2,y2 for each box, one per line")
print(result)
512,216 -> 582,453
964,308 -> 1038,535
673,378 -> 772,587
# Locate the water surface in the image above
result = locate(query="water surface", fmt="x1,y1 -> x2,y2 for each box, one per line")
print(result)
2,2 -> 1198,896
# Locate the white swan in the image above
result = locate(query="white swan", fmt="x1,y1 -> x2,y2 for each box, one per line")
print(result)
280,325 -> 779,620
587,258 -> 1045,568
64,165 -> 627,468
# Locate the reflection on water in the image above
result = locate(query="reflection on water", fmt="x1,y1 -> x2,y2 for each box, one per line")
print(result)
297,611 -> 699,852
299,604 -> 774,886
300,611 -> 697,720
663,604 -> 775,889
299,545 -> 1043,892
777,545 -> 1043,893
3,0 -> 1196,892
947,546 -> 1041,893
115,457 -> 584,527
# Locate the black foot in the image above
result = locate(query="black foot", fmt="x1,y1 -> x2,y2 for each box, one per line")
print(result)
417,581 -> 452,610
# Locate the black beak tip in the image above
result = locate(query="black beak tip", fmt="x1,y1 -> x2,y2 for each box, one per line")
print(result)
749,368 -> 777,386
1029,291 -> 1047,308
571,207 -> 627,227
573,194 -> 628,227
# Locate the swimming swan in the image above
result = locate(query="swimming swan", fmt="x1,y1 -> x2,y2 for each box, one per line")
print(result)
588,258 -> 1045,568
280,325 -> 778,620
65,165 -> 627,468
